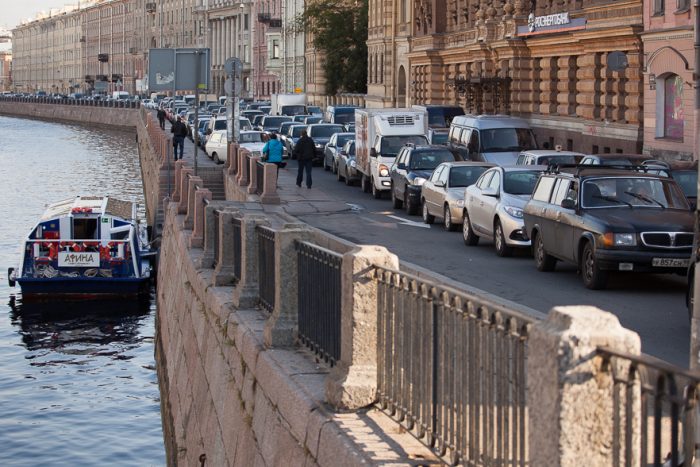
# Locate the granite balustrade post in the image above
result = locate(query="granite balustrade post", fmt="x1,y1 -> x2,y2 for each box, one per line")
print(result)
199,201 -> 230,269
189,189 -> 213,249
177,169 -> 194,214
260,164 -> 280,204
263,223 -> 314,348
247,156 -> 261,194
237,150 -> 250,186
184,176 -> 203,230
527,306 -> 642,467
212,210 -> 240,285
231,211 -> 269,309
172,160 -> 186,203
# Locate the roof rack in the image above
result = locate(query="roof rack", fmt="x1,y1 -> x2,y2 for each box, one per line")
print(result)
544,163 -> 658,177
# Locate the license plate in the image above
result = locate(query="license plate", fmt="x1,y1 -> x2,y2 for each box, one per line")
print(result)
652,258 -> 689,268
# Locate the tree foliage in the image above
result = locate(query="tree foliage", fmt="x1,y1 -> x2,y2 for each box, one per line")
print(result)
297,0 -> 368,95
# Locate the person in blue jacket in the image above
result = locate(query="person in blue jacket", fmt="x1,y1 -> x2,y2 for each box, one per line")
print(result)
261,133 -> 284,171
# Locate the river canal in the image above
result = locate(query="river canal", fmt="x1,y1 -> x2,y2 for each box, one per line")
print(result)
0,116 -> 165,466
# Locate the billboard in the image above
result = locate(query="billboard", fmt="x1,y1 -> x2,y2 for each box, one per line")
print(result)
148,48 -> 210,92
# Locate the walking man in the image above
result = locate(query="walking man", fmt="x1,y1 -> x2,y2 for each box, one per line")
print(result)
171,116 -> 187,160
293,130 -> 315,189
157,107 -> 166,130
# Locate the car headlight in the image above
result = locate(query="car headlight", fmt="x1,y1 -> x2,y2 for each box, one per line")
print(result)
503,206 -> 523,219
412,177 -> 427,186
456,199 -> 465,207
315,143 -> 323,148
601,233 -> 637,247
379,164 -> 390,177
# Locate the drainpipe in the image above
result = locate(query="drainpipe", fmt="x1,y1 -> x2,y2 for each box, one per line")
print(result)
693,0 -> 700,372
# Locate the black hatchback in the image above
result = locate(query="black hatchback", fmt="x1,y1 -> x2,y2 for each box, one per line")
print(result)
523,166 -> 693,289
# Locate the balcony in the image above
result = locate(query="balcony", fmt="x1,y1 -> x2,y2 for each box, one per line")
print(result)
97,53 -> 109,62
146,3 -> 156,13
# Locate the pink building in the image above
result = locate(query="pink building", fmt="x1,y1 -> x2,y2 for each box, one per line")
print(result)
642,0 -> 695,160
252,0 -> 281,100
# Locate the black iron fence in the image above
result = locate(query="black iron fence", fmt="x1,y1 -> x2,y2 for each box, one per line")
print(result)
256,225 -> 275,313
597,346 -> 700,467
374,266 -> 533,466
255,161 -> 265,196
296,241 -> 342,366
232,217 -> 242,283
0,95 -> 140,108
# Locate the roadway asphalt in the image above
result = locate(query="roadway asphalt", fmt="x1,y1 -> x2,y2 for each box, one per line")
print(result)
286,162 -> 689,367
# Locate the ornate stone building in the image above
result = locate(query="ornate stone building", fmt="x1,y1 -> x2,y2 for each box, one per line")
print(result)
0,51 -> 11,91
641,0 -> 695,160
368,0 -> 645,153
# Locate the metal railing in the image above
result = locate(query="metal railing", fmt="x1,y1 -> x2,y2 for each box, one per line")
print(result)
256,225 -> 275,313
212,210 -> 220,269
255,161 -> 265,196
597,346 -> 700,467
296,241 -> 342,366
0,95 -> 140,108
232,217 -> 242,283
374,266 -> 534,466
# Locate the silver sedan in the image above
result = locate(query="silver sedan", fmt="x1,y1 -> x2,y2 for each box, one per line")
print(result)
462,166 -> 545,257
421,162 -> 494,231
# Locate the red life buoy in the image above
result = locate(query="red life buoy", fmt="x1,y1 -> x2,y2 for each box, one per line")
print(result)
71,242 -> 83,252
48,243 -> 58,260
83,241 -> 99,251
99,245 -> 111,261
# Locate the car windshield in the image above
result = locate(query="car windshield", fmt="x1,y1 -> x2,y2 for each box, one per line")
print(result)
294,115 -> 309,122
410,151 -> 455,170
214,119 -> 226,130
310,125 -> 344,137
582,177 -> 689,209
449,166 -> 489,187
427,107 -> 464,127
380,135 -> 429,157
308,106 -> 322,114
280,105 -> 306,116
239,133 -> 263,143
480,128 -> 537,152
333,111 -> 355,124
291,126 -> 305,137
336,134 -> 354,147
346,142 -> 356,156
263,117 -> 291,129
671,170 -> 698,198
503,171 -> 542,195
431,132 -> 449,145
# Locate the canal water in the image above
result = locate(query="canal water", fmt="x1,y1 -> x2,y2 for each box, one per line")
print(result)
0,116 -> 165,466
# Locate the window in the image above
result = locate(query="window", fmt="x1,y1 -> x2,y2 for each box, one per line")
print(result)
430,166 -> 444,182
448,126 -> 462,144
660,74 -> 684,140
677,0 -> 690,11
488,171 -> 501,191
476,170 -> 494,189
271,39 -> 280,59
653,0 -> 665,15
551,179 -> 571,206
532,176 -> 556,202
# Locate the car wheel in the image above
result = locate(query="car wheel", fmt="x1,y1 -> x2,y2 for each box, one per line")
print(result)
372,179 -> 383,199
494,219 -> 513,257
337,166 -> 344,182
213,152 -> 221,165
332,162 -> 338,174
581,242 -> 608,290
444,205 -> 457,231
361,175 -> 371,193
391,184 -> 403,209
422,201 -> 435,224
462,210 -> 479,246
533,231 -> 557,272
345,169 -> 353,186
323,156 -> 330,171
405,190 -> 418,215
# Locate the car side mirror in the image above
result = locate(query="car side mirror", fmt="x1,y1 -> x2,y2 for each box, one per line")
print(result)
481,187 -> 498,197
435,180 -> 446,188
561,198 -> 576,210
397,162 -> 407,170
340,150 -> 347,156
370,148 -> 377,158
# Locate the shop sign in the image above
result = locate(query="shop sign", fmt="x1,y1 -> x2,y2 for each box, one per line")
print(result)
517,12 -> 586,37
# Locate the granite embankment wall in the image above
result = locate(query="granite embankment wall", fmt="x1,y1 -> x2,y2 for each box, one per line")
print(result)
0,100 -> 138,128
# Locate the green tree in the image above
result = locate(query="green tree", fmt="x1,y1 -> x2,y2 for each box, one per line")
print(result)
297,0 -> 368,95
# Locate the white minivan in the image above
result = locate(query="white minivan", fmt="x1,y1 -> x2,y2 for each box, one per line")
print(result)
447,115 -> 538,165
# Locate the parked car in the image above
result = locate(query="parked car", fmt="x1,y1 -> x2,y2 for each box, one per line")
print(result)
293,114 -> 311,123
447,115 -> 537,165
308,105 -> 323,118
260,115 -> 292,135
242,109 -> 264,122
336,140 -> 359,185
421,161 -> 494,231
304,116 -> 323,124
237,131 -> 266,158
463,166 -> 545,256
516,149 -> 584,166
390,145 -> 456,215
522,166 -> 693,289
205,130 -> 228,163
307,124 -> 346,163
283,124 -> 307,158
252,114 -> 266,130
323,132 -> 355,172
642,159 -> 698,210
578,153 -> 648,166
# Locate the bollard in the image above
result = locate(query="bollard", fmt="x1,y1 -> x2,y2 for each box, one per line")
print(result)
260,164 -> 281,204
189,189 -> 212,248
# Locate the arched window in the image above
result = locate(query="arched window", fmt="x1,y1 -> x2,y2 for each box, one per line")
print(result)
656,73 -> 684,140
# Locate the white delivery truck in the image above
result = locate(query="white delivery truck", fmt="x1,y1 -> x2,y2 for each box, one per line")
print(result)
112,91 -> 130,100
270,93 -> 307,116
355,108 -> 429,198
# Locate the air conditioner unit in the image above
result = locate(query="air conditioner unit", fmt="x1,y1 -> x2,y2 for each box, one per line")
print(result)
98,53 -> 109,62
146,3 -> 156,13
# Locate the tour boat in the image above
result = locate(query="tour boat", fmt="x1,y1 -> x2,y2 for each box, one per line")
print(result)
7,196 -> 155,299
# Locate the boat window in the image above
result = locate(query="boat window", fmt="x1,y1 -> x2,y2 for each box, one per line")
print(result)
73,218 -> 98,239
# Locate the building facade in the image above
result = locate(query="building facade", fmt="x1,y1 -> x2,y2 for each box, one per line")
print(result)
367,0 -> 646,154
641,0 -> 695,160
0,51 -> 11,91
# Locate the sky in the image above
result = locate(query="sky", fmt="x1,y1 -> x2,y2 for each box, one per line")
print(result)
2,1 -> 74,31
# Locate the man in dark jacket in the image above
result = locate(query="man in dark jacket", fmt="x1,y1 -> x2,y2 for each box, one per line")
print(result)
157,107 -> 166,129
293,130 -> 315,188
171,116 -> 188,160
